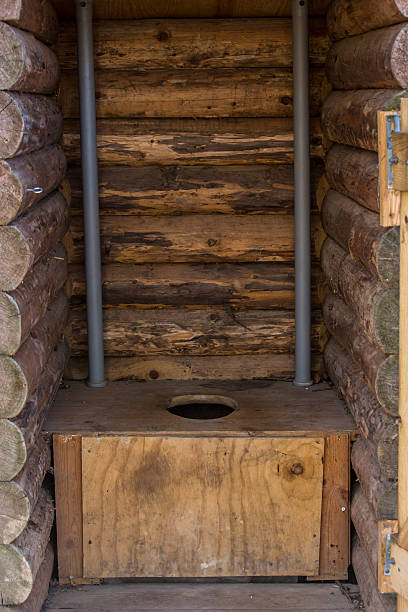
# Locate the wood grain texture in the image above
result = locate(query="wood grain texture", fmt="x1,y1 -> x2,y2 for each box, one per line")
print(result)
378,111 -> 401,227
0,437 -> 51,544
58,68 -> 326,119
351,437 -> 398,520
323,292 -> 398,416
65,353 -> 324,383
326,24 -> 408,90
5,542 -> 54,612
325,145 -> 379,214
62,117 -> 326,167
0,243 -> 68,355
0,191 -> 69,291
82,436 -> 324,577
68,307 -> 324,357
43,380 -> 357,438
351,485 -> 378,576
0,22 -> 60,92
68,163 -> 323,216
0,0 -> 58,43
0,145 -> 67,225
51,0 -> 332,19
0,91 -> 63,159
43,582 -> 357,611
321,191 -> 400,287
56,18 -> 329,71
327,0 -> 408,41
0,487 -> 54,606
315,435 -> 349,578
53,435 -> 83,583
69,262 -> 321,310
352,537 -> 396,612
69,214 -> 314,265
0,291 -> 68,418
322,90 -> 405,152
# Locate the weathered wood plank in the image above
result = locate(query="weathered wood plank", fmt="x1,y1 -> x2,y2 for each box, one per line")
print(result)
68,163 -> 323,216
0,22 -> 59,93
53,435 -> 83,583
0,437 -> 51,544
56,18 -> 329,70
323,292 -> 398,415
62,117 -> 326,167
325,145 -> 379,214
0,488 -> 54,606
82,436 -> 324,577
0,0 -> 58,43
0,145 -> 67,225
69,262 -> 321,310
58,68 -> 326,119
69,307 -> 324,357
321,191 -> 400,287
69,214 -> 315,265
322,90 -> 405,152
0,244 -> 68,355
0,291 -> 68,418
327,0 -> 408,41
326,24 -> 408,90
0,92 -> 63,159
65,353 -> 324,383
0,192 -> 69,291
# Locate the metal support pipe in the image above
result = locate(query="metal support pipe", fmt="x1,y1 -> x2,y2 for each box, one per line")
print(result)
292,0 -> 313,387
75,0 -> 106,387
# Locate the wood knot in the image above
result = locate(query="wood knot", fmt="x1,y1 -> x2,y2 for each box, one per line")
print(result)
290,463 -> 304,475
157,31 -> 170,42
149,370 -> 159,380
207,238 -> 217,247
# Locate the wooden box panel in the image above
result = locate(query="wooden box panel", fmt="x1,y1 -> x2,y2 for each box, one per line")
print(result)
81,436 -> 324,578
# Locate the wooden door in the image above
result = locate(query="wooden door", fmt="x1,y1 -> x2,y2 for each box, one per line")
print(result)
82,436 -> 324,578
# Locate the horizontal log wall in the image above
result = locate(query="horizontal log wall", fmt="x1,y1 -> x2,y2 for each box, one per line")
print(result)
0,1 -> 68,609
323,5 -> 407,608
60,13 -> 330,382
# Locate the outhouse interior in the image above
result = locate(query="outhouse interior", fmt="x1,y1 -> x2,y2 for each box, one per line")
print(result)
0,0 -> 404,610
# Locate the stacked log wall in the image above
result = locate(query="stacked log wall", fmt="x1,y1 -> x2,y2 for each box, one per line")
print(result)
322,2 -> 407,608
0,1 -> 69,609
56,9 -> 331,382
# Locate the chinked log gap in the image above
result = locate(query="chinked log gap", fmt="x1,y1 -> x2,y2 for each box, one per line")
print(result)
75,0 -> 106,387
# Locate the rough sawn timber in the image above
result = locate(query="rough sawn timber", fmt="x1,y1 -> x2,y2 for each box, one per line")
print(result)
0,291 -> 68,418
0,22 -> 59,93
0,243 -> 68,355
0,145 -> 67,225
62,117 -> 326,167
322,89 -> 406,152
326,24 -> 408,90
321,191 -> 400,287
327,0 -> 408,41
0,487 -> 54,606
69,307 -> 323,357
323,292 -> 398,415
0,92 -> 63,159
325,145 -> 379,214
56,18 -> 329,70
0,191 -> 69,291
59,67 -> 326,119
0,437 -> 51,544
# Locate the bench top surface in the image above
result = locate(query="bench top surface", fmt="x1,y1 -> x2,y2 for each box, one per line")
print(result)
44,380 -> 357,437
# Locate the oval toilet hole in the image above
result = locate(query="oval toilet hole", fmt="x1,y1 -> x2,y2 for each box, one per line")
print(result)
167,395 -> 237,420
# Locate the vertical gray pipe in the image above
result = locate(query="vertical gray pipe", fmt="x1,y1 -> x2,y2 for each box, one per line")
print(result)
75,0 -> 106,387
292,0 -> 313,387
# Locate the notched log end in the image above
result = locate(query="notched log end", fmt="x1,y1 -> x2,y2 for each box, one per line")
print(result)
0,91 -> 23,159
0,355 -> 28,418
0,225 -> 31,291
